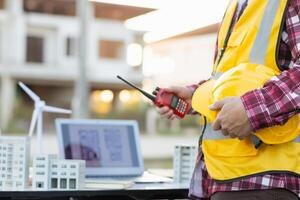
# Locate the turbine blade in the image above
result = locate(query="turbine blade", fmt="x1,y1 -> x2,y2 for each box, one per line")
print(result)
29,109 -> 38,137
18,82 -> 40,102
43,105 -> 72,114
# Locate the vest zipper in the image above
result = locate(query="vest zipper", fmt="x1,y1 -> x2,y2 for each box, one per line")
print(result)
213,37 -> 230,76
213,8 -> 237,76
216,47 -> 226,67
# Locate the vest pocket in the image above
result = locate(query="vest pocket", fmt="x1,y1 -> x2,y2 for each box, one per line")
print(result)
203,138 -> 258,157
218,30 -> 248,72
227,30 -> 247,47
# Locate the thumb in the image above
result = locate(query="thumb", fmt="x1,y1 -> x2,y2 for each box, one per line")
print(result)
209,99 -> 226,110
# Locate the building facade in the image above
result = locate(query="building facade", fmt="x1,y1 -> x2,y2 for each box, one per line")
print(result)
32,154 -> 85,190
0,136 -> 30,190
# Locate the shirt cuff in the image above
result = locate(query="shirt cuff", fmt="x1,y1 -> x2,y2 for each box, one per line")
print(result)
241,89 -> 274,132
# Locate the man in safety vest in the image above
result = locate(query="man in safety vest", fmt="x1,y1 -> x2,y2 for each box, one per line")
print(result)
157,0 -> 300,199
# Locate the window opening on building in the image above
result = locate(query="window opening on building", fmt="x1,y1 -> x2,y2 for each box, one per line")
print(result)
0,0 -> 5,9
26,36 -> 44,63
99,40 -> 124,59
24,0 -> 76,16
69,178 -> 76,189
51,178 -> 58,189
60,178 -> 67,189
65,37 -> 77,57
36,182 -> 44,188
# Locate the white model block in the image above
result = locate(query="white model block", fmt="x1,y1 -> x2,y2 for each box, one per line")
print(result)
0,136 -> 30,190
32,155 -> 85,190
32,154 -> 56,190
51,159 -> 85,190
173,145 -> 197,183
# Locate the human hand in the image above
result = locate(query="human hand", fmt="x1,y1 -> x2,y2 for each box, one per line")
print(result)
209,97 -> 252,140
156,86 -> 193,120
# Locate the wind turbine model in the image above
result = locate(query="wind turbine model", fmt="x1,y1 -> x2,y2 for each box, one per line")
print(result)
18,82 -> 72,154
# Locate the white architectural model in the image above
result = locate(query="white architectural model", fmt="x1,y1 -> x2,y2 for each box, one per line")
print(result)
173,145 -> 197,184
0,136 -> 30,190
32,155 -> 85,190
18,82 -> 72,154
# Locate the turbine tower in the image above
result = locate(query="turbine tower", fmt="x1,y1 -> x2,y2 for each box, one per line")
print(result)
18,82 -> 72,154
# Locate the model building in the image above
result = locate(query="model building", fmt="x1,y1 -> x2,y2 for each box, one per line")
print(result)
173,145 -> 197,183
0,136 -> 30,190
32,155 -> 85,190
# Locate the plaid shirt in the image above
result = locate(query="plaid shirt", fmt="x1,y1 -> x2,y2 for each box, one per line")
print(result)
189,0 -> 300,199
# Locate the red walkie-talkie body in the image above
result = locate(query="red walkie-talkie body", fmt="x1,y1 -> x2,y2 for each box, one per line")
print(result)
117,75 -> 190,119
154,88 -> 190,119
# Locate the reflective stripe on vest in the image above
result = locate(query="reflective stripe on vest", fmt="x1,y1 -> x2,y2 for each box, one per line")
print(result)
202,124 -> 231,140
211,72 -> 223,80
293,135 -> 300,143
203,124 -> 300,144
249,0 -> 282,65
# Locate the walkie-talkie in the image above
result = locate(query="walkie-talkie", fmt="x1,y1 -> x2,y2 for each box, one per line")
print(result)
117,75 -> 190,119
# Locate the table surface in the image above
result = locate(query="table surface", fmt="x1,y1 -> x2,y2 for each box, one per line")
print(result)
0,182 -> 190,200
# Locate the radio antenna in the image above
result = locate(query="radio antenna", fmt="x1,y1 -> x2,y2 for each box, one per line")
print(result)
117,75 -> 156,102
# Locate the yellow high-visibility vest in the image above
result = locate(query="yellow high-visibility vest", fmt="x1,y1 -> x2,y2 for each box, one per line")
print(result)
191,0 -> 300,181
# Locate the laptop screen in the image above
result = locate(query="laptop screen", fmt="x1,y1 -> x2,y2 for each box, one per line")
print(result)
56,119 -> 144,177
61,123 -> 139,168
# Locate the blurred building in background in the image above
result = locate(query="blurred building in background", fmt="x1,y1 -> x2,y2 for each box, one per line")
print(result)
0,0 -> 224,138
0,0 -> 151,132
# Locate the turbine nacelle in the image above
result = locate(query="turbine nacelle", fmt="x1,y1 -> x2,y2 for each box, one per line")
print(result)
35,101 -> 45,109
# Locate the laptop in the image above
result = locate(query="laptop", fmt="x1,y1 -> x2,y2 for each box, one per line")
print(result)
55,119 -> 144,182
